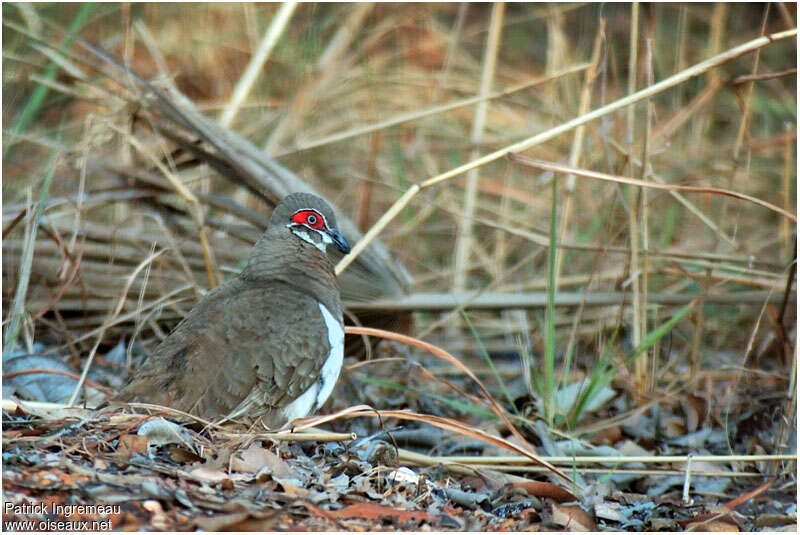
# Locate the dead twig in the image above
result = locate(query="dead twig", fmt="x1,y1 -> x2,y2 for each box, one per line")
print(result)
508,155 -> 797,223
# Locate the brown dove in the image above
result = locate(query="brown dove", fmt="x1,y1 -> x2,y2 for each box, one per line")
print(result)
114,192 -> 350,427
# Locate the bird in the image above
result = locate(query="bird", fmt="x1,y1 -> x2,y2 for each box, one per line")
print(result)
113,192 -> 351,428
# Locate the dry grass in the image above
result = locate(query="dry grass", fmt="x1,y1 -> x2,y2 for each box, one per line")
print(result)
2,2 -> 797,500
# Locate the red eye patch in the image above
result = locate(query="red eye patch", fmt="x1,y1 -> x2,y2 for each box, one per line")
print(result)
291,209 -> 326,230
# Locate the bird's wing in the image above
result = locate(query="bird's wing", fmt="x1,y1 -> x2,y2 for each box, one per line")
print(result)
216,282 -> 332,411
115,279 -> 333,423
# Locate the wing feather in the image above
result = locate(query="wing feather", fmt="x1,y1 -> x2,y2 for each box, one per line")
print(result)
116,279 -> 334,423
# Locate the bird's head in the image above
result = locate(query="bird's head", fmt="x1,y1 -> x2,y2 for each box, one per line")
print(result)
270,192 -> 351,255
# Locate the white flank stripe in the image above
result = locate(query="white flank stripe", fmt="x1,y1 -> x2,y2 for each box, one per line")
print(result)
282,302 -> 344,421
315,302 -> 344,410
282,379 -> 320,422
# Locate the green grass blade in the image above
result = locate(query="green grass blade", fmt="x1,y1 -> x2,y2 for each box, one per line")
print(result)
543,176 -> 559,424
566,328 -> 619,427
559,287 -> 585,392
626,301 -> 695,365
461,310 -> 519,416
659,203 -> 677,248
565,301 -> 694,427
4,3 -> 94,158
352,374 -> 497,419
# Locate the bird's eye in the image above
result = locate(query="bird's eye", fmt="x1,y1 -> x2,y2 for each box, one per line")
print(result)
291,209 -> 325,230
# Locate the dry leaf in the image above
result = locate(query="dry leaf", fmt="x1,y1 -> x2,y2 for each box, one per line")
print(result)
188,467 -> 229,484
551,504 -> 596,532
329,503 -> 438,523
512,481 -> 577,503
117,434 -> 148,458
594,501 -> 625,522
137,418 -> 196,451
166,444 -> 204,463
687,520 -> 740,532
594,425 -> 622,445
231,443 -> 290,476
274,477 -> 310,498
194,512 -> 251,531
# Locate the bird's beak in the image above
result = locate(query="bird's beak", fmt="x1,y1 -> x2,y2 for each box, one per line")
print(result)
328,229 -> 351,254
